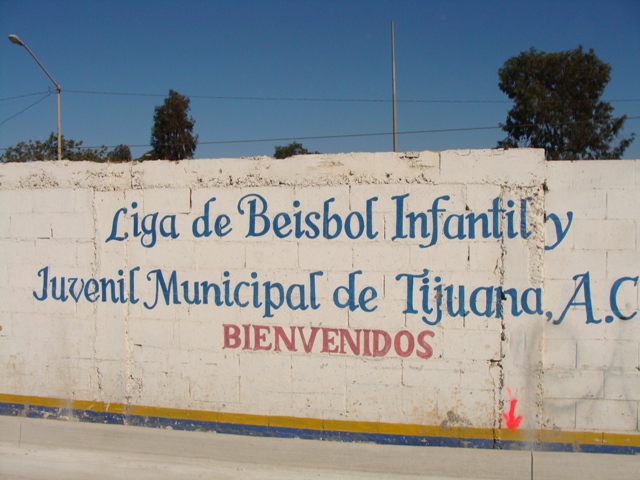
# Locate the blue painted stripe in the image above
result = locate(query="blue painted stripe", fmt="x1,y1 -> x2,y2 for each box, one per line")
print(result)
2,400 -> 639,455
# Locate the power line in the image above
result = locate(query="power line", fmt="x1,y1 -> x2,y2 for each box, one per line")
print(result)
3,89 -> 640,105
0,91 -> 52,127
64,89 -> 640,104
0,90 -> 51,103
65,89 -> 511,104
65,115 -> 640,151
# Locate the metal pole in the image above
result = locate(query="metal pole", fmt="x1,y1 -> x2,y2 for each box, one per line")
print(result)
391,21 -> 398,152
8,34 -> 62,160
56,86 -> 61,161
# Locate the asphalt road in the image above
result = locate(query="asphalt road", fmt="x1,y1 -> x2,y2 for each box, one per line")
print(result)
1,415 -> 638,479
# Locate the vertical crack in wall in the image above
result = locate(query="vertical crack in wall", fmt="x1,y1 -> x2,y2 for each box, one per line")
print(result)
518,183 -> 546,438
90,188 -> 102,402
123,161 -> 137,414
497,183 -> 546,447
492,190 -> 507,448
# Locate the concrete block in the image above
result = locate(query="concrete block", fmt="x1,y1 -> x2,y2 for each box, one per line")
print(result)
193,242 -> 246,270
464,184 -> 504,213
94,359 -> 128,402
291,355 -> 345,384
543,339 -> 576,369
469,242 -> 502,273
346,383 -> 403,421
573,219 -> 636,250
503,322 -> 543,368
35,239 -> 77,266
443,329 -> 501,361
349,184 -> 407,213
0,190 -> 34,214
246,242 -> 298,270
239,353 -> 292,407
439,148 -> 545,185
545,189 -> 607,219
543,370 -> 603,399
607,250 -> 640,275
1,287 -> 31,314
542,399 -> 577,430
459,360 -> 496,390
0,239 -> 35,265
0,263 -> 8,287
436,388 -> 495,428
144,240 -> 195,270
177,321 -> 218,351
569,161 -> 636,190
142,188 -> 191,214
0,213 -> 8,238
401,385 -> 439,424
93,191 -> 127,241
604,372 -> 640,401
187,351 -> 239,404
132,161 -> 195,189
575,399 -> 638,432
408,242 -> 470,272
545,250 -> 606,280
290,391 -> 345,414
298,241 -> 353,271
129,318 -> 175,349
9,213 -> 51,239
31,189 -> 78,213
347,299 -> 408,332
576,339 -> 638,371
345,357 -> 403,386
293,186 -> 350,214
353,243 -> 411,271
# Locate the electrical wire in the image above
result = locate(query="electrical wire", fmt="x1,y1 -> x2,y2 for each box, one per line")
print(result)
0,89 -> 637,152
66,115 -> 639,151
0,91 -> 51,103
64,89 -> 640,104
0,91 -> 52,127
3,89 -> 639,105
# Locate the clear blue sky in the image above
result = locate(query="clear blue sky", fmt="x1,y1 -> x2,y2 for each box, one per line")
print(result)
1,0 -> 639,159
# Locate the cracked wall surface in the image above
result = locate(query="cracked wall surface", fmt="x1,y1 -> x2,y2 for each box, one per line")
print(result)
0,149 -> 639,439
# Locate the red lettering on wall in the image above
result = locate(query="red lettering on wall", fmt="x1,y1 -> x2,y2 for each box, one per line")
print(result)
221,324 -> 436,360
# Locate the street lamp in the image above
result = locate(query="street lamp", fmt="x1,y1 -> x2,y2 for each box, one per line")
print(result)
8,34 -> 62,161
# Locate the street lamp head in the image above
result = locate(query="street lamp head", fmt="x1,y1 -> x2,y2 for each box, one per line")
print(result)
8,34 -> 24,46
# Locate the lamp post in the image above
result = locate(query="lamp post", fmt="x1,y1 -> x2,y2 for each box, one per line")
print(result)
8,34 -> 62,161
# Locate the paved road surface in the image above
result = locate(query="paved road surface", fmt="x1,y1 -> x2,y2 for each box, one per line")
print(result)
1,416 -> 638,479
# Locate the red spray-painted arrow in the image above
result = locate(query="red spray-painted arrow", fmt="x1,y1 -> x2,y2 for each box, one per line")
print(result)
502,387 -> 523,431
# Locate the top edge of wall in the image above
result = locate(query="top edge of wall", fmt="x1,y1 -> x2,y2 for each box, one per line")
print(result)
3,147 -> 632,191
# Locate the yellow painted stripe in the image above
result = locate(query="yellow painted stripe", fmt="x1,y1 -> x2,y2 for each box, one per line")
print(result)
1,393 -> 638,448
603,432 -> 640,448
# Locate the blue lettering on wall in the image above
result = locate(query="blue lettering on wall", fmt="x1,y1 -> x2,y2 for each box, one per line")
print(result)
106,202 -> 179,248
237,194 -> 379,240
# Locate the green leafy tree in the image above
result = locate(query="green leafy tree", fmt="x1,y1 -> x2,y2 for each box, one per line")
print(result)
0,135 -> 136,163
1,133 -> 109,162
150,90 -> 198,160
274,141 -> 319,159
498,46 -> 634,160
107,144 -> 132,162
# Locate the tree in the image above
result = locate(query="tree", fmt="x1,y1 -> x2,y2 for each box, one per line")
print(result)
497,47 -> 634,160
1,133 -> 108,162
273,141 -> 319,159
0,134 -> 135,163
150,90 -> 198,160
107,144 -> 132,162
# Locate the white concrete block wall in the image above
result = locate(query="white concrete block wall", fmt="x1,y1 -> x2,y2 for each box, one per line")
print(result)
0,150 -> 638,440
542,160 -> 640,435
